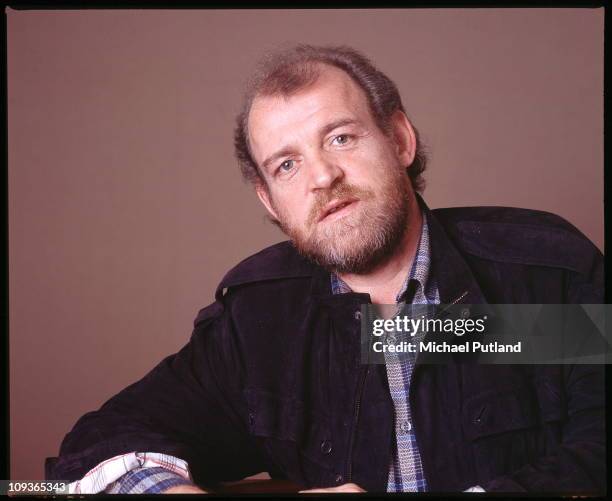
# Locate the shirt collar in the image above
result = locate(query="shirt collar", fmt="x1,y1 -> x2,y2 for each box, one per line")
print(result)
331,212 -> 433,303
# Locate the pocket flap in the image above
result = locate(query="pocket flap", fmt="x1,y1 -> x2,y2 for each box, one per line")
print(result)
246,389 -> 304,441
463,388 -> 538,441
244,389 -> 333,468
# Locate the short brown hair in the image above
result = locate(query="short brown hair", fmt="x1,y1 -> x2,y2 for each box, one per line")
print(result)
234,44 -> 427,192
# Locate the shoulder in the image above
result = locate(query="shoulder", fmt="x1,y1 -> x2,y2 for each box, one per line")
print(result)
193,241 -> 317,326
431,206 -> 602,275
215,240 -> 317,297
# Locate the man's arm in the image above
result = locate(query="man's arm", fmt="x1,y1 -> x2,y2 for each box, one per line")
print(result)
481,363 -> 605,493
46,301 -> 267,489
482,245 -> 605,493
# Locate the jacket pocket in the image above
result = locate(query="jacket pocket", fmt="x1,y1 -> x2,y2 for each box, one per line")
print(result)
463,387 -> 543,483
244,389 -> 335,487
463,387 -> 538,441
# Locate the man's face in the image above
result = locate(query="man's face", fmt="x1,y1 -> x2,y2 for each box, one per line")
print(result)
248,65 -> 417,274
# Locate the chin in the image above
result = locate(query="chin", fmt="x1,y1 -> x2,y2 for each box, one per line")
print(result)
286,193 -> 410,274
294,230 -> 398,274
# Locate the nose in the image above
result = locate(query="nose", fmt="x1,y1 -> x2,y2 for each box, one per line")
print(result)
309,152 -> 344,191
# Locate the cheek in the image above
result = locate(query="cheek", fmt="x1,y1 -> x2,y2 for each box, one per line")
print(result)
346,140 -> 398,174
271,194 -> 308,223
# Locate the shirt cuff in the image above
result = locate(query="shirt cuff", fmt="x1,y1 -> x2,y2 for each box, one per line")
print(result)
105,466 -> 194,494
66,452 -> 191,494
464,485 -> 486,492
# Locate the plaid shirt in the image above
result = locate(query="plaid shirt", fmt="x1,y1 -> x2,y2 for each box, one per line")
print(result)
331,213 -> 440,492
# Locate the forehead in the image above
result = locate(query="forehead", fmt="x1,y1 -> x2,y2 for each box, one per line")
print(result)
247,65 -> 372,145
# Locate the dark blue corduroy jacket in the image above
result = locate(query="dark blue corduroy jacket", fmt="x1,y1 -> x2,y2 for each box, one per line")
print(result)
46,202 -> 605,493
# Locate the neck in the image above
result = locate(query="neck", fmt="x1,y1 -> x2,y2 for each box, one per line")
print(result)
337,195 -> 423,304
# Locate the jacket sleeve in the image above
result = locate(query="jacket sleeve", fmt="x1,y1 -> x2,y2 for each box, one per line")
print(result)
482,364 -> 605,493
46,300 -> 267,487
483,245 -> 606,493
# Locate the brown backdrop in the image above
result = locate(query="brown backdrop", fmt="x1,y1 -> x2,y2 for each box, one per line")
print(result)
8,8 -> 604,480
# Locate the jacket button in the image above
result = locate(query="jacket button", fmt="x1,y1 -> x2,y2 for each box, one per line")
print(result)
320,440 -> 333,454
354,310 -> 361,320
461,307 -> 470,319
335,474 -> 344,484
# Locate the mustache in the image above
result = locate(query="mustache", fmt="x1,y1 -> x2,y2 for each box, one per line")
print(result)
306,183 -> 374,226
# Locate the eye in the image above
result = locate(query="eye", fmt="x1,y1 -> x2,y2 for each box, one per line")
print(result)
278,159 -> 295,173
331,134 -> 352,146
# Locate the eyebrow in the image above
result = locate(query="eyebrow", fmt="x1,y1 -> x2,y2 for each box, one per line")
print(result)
320,117 -> 360,137
262,146 -> 298,172
260,118 -> 360,171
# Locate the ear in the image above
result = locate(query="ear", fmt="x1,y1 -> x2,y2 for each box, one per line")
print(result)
255,183 -> 280,221
390,110 -> 417,168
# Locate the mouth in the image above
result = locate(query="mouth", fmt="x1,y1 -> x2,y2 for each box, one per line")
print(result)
318,198 -> 359,223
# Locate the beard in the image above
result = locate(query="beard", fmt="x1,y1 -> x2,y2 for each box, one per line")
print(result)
272,167 -> 412,274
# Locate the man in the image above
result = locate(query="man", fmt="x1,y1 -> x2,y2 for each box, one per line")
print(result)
46,45 -> 605,494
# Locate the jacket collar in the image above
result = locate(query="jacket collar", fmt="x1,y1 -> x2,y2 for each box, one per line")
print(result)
421,196 -> 489,306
